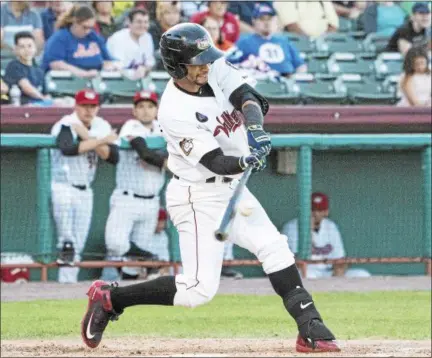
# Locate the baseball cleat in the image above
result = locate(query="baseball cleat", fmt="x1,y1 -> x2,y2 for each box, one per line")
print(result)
296,334 -> 341,353
56,241 -> 75,266
81,280 -> 120,348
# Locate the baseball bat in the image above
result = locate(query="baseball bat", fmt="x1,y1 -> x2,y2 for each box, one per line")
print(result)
214,166 -> 253,242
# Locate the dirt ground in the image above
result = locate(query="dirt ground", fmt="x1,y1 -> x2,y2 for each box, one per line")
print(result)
1,276 -> 431,357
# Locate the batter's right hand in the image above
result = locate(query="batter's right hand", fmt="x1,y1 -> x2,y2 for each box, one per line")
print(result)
239,149 -> 266,172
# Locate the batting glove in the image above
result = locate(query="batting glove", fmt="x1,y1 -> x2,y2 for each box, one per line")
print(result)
247,125 -> 271,156
239,149 -> 267,173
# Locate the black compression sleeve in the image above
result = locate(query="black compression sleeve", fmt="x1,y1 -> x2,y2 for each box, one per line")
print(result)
229,83 -> 270,115
242,101 -> 265,127
56,125 -> 79,156
130,137 -> 167,169
105,144 -> 119,165
199,148 -> 244,175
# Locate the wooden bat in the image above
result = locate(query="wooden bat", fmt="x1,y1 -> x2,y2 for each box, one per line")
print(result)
214,166 -> 253,242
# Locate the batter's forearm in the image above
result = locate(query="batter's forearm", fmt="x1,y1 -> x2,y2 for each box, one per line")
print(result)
199,148 -> 244,175
242,101 -> 264,127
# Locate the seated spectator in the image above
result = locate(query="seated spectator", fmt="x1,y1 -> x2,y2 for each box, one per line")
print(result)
398,46 -> 431,107
201,16 -> 233,52
0,1 -> 44,52
3,32 -> 51,106
227,1 -> 275,33
92,1 -> 122,41
332,1 -> 366,19
274,1 -> 339,38
107,8 -> 155,78
42,4 -> 119,78
149,1 -> 181,50
1,77 -> 9,104
358,0 -> 407,37
229,5 -> 306,77
191,1 -> 240,43
181,1 -> 208,20
41,1 -> 74,41
282,192 -> 371,279
386,2 -> 431,54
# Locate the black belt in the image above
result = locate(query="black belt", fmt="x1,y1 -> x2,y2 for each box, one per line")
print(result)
72,184 -> 87,191
173,175 -> 233,183
123,191 -> 155,199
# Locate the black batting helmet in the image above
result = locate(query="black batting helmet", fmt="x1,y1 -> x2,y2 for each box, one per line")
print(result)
159,23 -> 224,79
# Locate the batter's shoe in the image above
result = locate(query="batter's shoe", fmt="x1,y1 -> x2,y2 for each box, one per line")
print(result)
296,333 -> 341,353
81,280 -> 121,348
221,267 -> 244,280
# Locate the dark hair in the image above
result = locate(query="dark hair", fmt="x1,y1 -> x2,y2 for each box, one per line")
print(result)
403,46 -> 430,76
56,4 -> 95,29
14,31 -> 35,45
128,8 -> 149,22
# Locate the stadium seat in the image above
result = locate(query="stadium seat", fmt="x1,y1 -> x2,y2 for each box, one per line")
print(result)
0,48 -> 15,59
363,33 -> 391,54
338,16 -> 356,32
382,75 -> 401,98
327,52 -> 375,76
45,71 -> 94,97
254,77 -> 300,105
374,52 -> 403,79
283,32 -> 316,54
315,33 -> 364,54
148,71 -> 171,95
334,74 -> 397,104
306,53 -> 330,74
94,71 -> 144,104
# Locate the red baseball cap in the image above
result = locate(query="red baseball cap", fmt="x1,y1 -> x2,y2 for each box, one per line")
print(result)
158,208 -> 168,221
311,192 -> 329,211
75,89 -> 100,105
133,91 -> 158,106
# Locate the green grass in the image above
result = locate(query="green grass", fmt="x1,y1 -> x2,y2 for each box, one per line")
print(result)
1,291 -> 430,340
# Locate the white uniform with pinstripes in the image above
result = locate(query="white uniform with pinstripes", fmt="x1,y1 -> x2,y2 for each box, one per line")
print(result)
50,113 -> 112,283
104,120 -> 167,260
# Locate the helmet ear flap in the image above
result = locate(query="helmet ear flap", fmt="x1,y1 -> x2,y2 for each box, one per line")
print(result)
175,64 -> 187,79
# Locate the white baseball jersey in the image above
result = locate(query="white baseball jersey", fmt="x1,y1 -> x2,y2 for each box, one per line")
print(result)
158,57 -> 251,182
50,113 -> 112,186
282,218 -> 345,271
116,119 -> 165,196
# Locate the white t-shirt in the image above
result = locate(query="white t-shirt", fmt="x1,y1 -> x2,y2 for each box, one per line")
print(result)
50,113 -> 112,186
106,28 -> 155,69
158,58 -> 251,183
115,119 -> 165,196
282,218 -> 345,271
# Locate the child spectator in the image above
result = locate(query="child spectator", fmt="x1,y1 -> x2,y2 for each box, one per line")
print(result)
398,46 -> 431,107
201,16 -> 233,52
92,1 -> 122,41
42,4 -> 119,78
191,1 -> 240,43
227,1 -> 275,33
3,31 -> 51,105
107,8 -> 155,78
149,1 -> 181,50
0,1 -> 44,52
41,1 -> 74,41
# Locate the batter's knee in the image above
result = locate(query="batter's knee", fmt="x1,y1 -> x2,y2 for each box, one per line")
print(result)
174,280 -> 219,308
257,234 -> 295,274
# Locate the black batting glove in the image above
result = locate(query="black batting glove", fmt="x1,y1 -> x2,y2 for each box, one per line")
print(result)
239,149 -> 267,173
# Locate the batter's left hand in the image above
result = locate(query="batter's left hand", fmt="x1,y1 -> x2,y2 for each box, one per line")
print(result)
247,125 -> 271,156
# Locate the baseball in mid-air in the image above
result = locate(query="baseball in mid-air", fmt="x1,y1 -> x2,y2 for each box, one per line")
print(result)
237,200 -> 255,216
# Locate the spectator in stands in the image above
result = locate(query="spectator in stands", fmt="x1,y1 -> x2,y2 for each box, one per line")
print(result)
1,78 -> 9,104
92,1 -> 122,41
41,1 -> 74,41
42,4 -> 119,78
398,46 -> 431,107
282,192 -> 371,279
274,1 -> 339,38
358,0 -> 406,37
107,8 -> 155,78
386,2 -> 431,55
227,1 -> 275,33
3,32 -> 52,106
149,1 -> 181,50
0,1 -> 44,52
181,1 -> 208,20
332,1 -> 366,19
112,1 -> 135,18
191,1 -> 240,43
201,16 -> 233,52
228,5 -> 306,77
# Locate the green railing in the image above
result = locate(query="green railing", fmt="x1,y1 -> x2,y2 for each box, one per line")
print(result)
1,133 -> 431,263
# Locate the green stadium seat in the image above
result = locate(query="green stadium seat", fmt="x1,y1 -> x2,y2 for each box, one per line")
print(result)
283,32 -> 316,54
94,71 -> 144,104
0,48 -> 15,59
45,71 -> 94,97
338,16 -> 356,32
148,71 -> 170,95
363,33 -> 391,54
306,53 -> 330,74
327,52 -> 375,75
315,33 -> 364,54
374,52 -> 403,79
254,77 -> 300,105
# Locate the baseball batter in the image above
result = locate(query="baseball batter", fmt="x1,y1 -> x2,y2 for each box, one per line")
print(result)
81,24 -> 340,353
51,89 -> 118,283
102,91 -> 167,280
